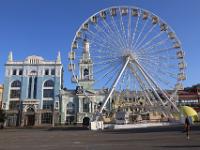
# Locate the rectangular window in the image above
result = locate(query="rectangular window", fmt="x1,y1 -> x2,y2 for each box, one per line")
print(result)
67,109 -> 75,114
10,90 -> 21,99
43,100 -> 53,109
83,98 -> 89,112
41,113 -> 52,124
55,101 -> 59,108
12,69 -> 17,75
45,69 -> 49,75
19,69 -> 23,75
9,101 -> 20,110
51,69 -> 55,75
43,89 -> 54,98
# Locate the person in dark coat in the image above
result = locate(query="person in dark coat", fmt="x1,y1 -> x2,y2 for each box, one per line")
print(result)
185,116 -> 191,139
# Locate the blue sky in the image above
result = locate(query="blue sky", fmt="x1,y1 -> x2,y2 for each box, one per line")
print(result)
0,0 -> 199,88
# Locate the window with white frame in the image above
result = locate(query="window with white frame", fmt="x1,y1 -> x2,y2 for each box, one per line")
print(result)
43,100 -> 53,109
43,80 -> 54,98
41,113 -> 52,124
10,80 -> 21,99
66,102 -> 75,114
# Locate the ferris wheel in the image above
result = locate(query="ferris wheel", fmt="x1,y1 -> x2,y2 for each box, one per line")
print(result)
68,6 -> 186,113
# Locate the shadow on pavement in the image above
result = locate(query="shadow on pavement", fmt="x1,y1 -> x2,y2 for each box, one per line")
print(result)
103,125 -> 200,134
156,145 -> 200,148
47,126 -> 89,131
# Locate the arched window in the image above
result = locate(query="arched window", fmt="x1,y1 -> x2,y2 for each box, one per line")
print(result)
11,80 -> 21,87
44,80 -> 54,87
43,80 -> 54,98
10,80 -> 21,100
84,68 -> 89,79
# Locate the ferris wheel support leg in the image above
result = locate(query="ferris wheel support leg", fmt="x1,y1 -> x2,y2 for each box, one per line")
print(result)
131,61 -> 165,106
128,64 -> 153,106
134,60 -> 180,113
99,57 -> 130,113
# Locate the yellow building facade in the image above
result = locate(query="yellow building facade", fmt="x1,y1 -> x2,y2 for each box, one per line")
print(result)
0,85 -> 3,109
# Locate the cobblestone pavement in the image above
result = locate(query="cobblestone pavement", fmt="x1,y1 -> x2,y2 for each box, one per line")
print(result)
0,125 -> 200,150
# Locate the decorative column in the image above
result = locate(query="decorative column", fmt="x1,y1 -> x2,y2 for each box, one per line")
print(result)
79,97 -> 82,112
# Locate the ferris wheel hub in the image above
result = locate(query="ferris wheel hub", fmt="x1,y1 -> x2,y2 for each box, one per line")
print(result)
122,49 -> 137,62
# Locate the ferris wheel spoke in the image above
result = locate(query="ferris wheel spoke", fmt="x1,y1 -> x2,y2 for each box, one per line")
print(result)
138,38 -> 169,54
86,29 -> 121,54
93,57 -> 122,65
86,29 -> 115,49
130,14 -> 140,49
94,61 -> 121,75
134,24 -> 157,50
102,19 -> 125,49
133,62 -> 165,105
139,57 -> 177,76
124,71 -> 132,90
91,48 -> 120,61
145,67 -> 172,86
132,19 -> 149,49
131,69 -> 162,105
90,41 -> 122,57
91,24 -> 121,52
127,9 -> 132,47
119,12 -> 129,48
131,64 -> 154,101
156,68 -> 177,79
128,64 -> 153,105
143,63 -> 178,79
100,20 -> 123,49
136,31 -> 164,51
95,63 -> 122,87
100,57 -> 130,113
158,55 -> 177,60
131,61 -> 167,102
104,70 -> 120,88
118,69 -> 128,89
142,56 -> 178,69
134,60 -> 179,111
94,21 -> 124,51
148,47 -> 174,55
111,16 -> 127,48
149,71 -> 175,101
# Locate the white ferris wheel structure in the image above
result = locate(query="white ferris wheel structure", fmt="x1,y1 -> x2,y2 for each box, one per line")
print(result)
68,6 -> 186,115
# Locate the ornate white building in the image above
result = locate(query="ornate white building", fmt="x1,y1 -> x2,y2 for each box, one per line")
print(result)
60,39 -> 108,124
2,52 -> 63,126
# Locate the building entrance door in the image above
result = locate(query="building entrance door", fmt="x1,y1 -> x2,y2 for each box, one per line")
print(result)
26,107 -> 35,126
27,114 -> 35,126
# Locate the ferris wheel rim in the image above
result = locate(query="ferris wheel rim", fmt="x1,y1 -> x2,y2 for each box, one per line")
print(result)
69,5 -> 186,96
70,5 -> 183,50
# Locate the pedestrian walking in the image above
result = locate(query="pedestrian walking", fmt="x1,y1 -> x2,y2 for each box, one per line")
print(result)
184,116 -> 191,139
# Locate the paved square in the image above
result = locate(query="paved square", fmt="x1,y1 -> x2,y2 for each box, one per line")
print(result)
0,125 -> 200,150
